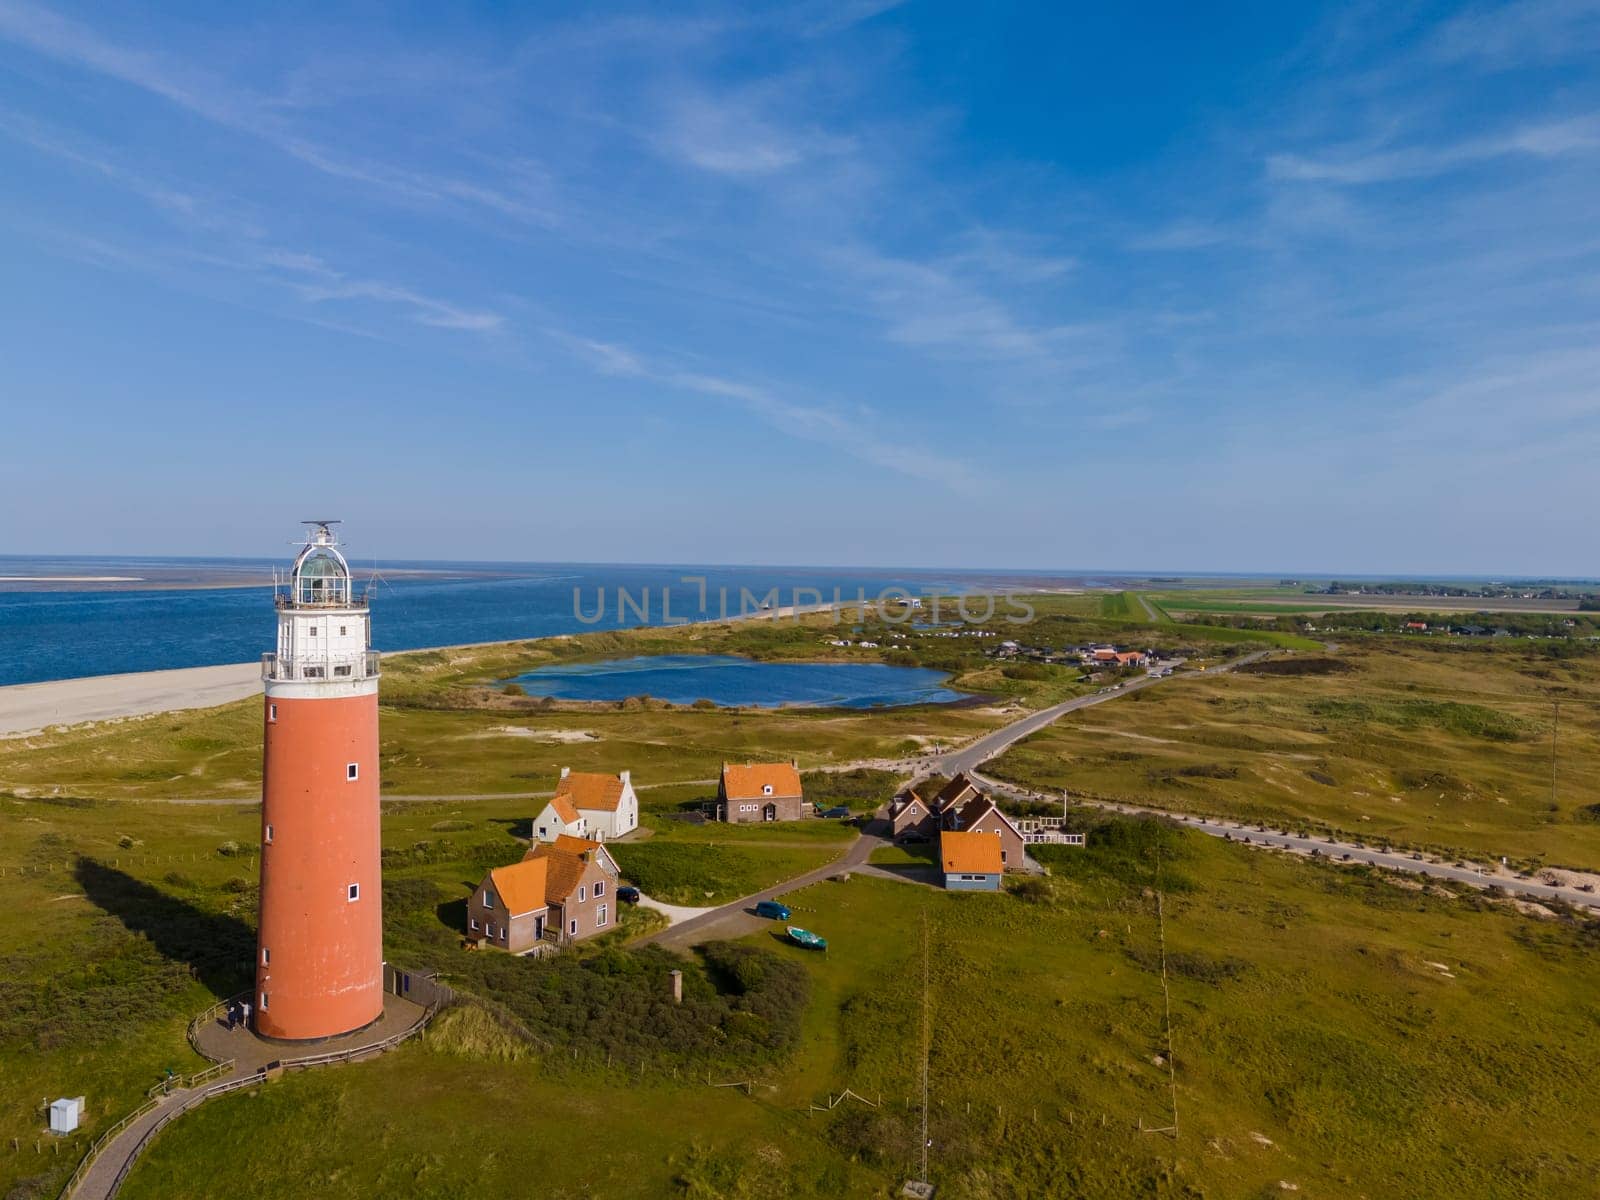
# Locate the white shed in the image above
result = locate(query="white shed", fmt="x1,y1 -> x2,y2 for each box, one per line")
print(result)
49,1097 -> 84,1134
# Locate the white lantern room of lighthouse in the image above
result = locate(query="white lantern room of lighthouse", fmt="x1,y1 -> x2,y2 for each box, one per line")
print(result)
263,521 -> 376,688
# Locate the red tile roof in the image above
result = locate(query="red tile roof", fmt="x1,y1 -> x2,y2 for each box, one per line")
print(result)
940,830 -> 1003,875
545,794 -> 582,825
721,761 -> 802,801
556,771 -> 628,813
523,836 -> 618,903
487,858 -> 548,916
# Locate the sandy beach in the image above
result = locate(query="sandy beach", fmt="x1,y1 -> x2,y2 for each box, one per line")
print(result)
0,662 -> 261,738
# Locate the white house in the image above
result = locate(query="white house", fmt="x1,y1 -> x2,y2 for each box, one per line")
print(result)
552,767 -> 639,841
531,793 -> 587,843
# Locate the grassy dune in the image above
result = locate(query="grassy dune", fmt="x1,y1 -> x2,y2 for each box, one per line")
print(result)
116,823 -> 1600,1199
988,639 -> 1600,868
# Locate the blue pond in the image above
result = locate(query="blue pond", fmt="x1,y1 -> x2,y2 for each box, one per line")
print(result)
502,654 -> 963,709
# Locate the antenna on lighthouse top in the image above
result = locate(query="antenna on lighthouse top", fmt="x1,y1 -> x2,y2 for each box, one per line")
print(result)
302,519 -> 342,544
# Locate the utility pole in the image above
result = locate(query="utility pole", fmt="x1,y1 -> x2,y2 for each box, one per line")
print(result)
1551,700 -> 1560,808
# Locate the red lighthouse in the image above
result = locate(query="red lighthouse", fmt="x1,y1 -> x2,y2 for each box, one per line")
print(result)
254,521 -> 383,1040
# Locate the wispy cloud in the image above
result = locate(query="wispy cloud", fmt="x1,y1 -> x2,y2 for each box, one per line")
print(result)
555,332 -> 977,489
1269,115 -> 1600,184
1427,0 -> 1600,69
0,0 -> 553,226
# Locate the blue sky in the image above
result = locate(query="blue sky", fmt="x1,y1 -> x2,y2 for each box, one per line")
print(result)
1,1 -> 1597,574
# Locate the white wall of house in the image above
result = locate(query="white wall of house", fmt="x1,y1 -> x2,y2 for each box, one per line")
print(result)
580,772 -> 639,840
533,801 -> 586,843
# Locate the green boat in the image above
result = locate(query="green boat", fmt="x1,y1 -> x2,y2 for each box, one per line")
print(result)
786,926 -> 827,951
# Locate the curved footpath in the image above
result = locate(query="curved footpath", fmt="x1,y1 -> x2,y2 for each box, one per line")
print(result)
67,993 -> 429,1200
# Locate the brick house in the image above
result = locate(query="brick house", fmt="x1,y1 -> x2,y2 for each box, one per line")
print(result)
930,773 -> 983,815
469,858 -> 551,954
554,767 -> 639,841
940,794 -> 1027,872
889,787 -> 935,840
939,830 -> 1003,891
471,835 -> 622,953
524,835 -> 621,943
532,792 -> 587,843
718,761 -> 805,823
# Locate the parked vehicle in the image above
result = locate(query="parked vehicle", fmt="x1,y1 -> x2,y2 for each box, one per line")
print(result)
755,900 -> 791,920
820,805 -> 851,819
897,832 -> 930,845
617,885 -> 641,904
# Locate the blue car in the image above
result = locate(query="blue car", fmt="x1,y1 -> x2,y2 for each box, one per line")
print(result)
617,886 -> 641,904
754,900 -> 791,920
820,805 -> 851,819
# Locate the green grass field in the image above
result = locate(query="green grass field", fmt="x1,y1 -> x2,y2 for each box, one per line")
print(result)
113,821 -> 1600,1199
988,640 -> 1600,869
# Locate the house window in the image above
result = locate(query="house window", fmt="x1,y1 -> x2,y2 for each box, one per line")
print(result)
594,881 -> 605,898
268,704 -> 277,723
762,784 -> 773,795
470,917 -> 479,931
486,922 -> 495,938
483,890 -> 494,907
578,885 -> 587,902
261,947 -> 270,966
347,883 -> 360,902
597,903 -> 608,928
347,762 -> 359,781
569,919 -> 577,936
264,824 -> 273,844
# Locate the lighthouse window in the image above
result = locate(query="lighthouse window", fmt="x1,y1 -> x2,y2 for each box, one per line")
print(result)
264,824 -> 274,844
347,762 -> 359,781
347,883 -> 360,902
260,991 -> 268,1011
339,626 -> 348,636
268,704 -> 277,723
309,627 -> 318,636
261,947 -> 270,966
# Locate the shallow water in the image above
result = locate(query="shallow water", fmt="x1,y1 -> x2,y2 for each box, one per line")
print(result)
502,654 -> 963,708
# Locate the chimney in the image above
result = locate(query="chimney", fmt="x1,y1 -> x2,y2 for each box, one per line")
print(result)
559,766 -> 571,779
619,770 -> 630,785
669,969 -> 683,1004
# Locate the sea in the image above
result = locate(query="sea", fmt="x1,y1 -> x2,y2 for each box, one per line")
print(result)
0,556 -> 1063,687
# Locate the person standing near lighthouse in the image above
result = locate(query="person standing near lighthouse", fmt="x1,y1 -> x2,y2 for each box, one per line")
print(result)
254,521 -> 383,1040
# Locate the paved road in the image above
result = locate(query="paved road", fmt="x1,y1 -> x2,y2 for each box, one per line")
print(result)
643,825 -> 889,950
932,652 -> 1267,778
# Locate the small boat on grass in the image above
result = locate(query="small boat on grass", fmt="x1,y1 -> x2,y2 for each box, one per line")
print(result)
786,926 -> 827,951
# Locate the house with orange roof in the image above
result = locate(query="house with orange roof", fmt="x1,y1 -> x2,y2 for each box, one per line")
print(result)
718,760 -> 805,823
939,830 -> 1003,891
554,767 -> 638,841
941,793 -> 1027,871
523,834 -> 621,943
532,791 -> 588,843
469,858 -> 551,954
